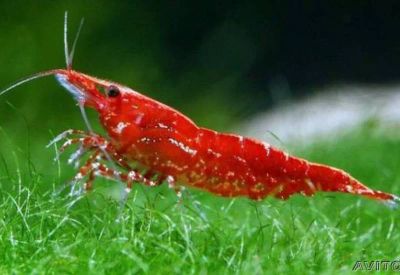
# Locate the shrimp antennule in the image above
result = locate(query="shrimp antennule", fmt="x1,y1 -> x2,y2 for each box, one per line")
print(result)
64,11 -> 84,70
0,12 -> 85,96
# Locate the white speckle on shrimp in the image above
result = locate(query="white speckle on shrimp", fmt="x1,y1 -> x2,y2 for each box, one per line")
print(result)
227,171 -> 235,177
100,144 -> 107,150
284,152 -> 289,161
263,142 -> 271,157
166,175 -> 174,184
168,138 -> 197,156
134,113 -> 144,125
128,171 -> 138,180
157,123 -> 169,129
113,171 -> 121,177
345,185 -> 354,193
114,122 -> 129,134
207,148 -> 221,158
239,136 -> 244,149
139,137 -> 154,144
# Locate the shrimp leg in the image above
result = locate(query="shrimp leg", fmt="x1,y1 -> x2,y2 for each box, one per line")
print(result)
49,130 -> 173,195
48,129 -> 131,169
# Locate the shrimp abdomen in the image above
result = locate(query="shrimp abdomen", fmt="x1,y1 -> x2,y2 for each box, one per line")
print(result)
186,129 -> 397,202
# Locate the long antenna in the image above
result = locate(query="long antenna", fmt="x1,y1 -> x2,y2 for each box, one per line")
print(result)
69,18 -> 85,68
0,70 -> 61,96
64,11 -> 84,70
64,11 -> 69,68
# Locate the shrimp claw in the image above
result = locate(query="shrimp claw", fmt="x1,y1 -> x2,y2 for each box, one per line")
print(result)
47,129 -> 88,148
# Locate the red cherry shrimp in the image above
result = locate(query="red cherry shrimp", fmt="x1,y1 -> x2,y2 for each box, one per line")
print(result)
0,12 -> 398,207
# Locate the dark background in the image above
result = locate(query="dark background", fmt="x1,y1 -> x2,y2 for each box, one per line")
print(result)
1,1 -> 400,153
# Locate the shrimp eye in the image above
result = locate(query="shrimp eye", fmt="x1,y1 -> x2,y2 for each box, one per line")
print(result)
107,85 -> 120,97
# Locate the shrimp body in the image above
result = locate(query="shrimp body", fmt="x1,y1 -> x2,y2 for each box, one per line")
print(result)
55,70 -> 396,203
